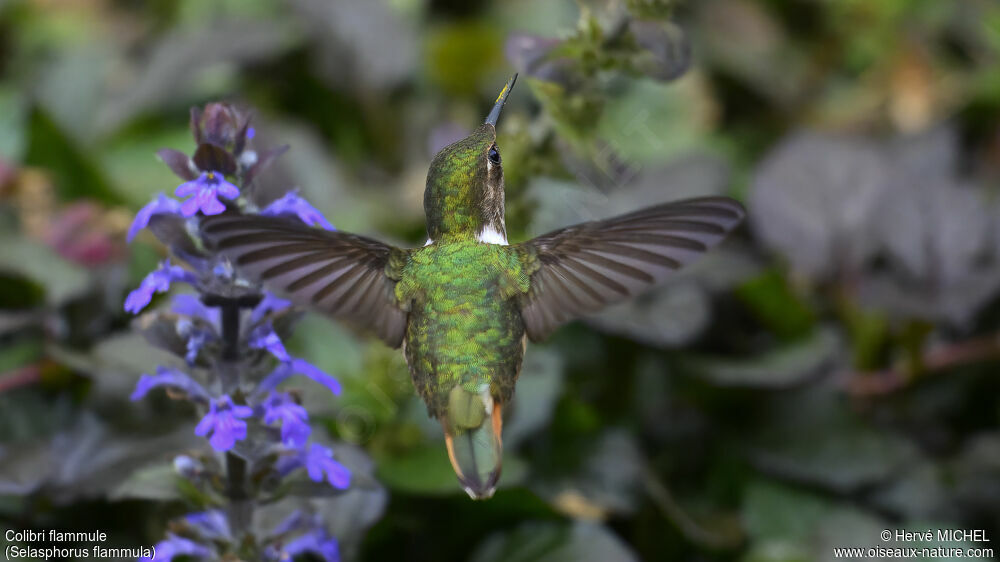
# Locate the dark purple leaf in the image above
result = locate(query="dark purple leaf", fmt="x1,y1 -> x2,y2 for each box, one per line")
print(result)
146,214 -> 208,266
189,107 -> 203,144
156,148 -> 198,181
192,143 -> 237,176
234,115 -> 253,156
134,310 -> 194,359
750,132 -> 887,278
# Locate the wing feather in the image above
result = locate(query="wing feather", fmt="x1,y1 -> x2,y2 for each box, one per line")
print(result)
517,196 -> 745,341
201,214 -> 409,348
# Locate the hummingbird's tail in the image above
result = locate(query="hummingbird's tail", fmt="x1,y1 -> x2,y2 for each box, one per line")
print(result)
441,385 -> 503,500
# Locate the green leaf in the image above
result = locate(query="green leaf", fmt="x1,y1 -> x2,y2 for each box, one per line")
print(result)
375,442 -> 527,496
504,347 -> 565,448
747,384 -> 918,492
109,462 -> 182,501
0,87 -> 27,161
23,108 -> 122,204
681,327 -> 840,388
734,269 -> 814,340
0,234 -> 89,305
470,520 -> 638,562
101,128 -> 193,207
532,429 -> 643,517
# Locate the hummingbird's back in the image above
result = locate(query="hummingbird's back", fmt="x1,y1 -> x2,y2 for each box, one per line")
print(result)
396,240 -> 529,418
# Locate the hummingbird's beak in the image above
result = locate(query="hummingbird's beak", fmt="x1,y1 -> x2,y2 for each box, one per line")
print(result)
441,386 -> 504,500
484,73 -> 518,128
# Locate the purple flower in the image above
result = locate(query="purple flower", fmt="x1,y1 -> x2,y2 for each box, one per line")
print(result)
172,294 -> 221,327
262,392 -> 311,448
175,171 -> 240,217
127,194 -> 184,243
124,259 -> 197,314
270,510 -> 309,537
250,323 -> 290,361
250,292 -> 292,325
259,359 -> 342,397
131,366 -> 209,402
261,190 -> 335,230
140,533 -> 211,561
302,443 -> 351,489
195,395 -> 253,452
184,328 -> 211,365
173,455 -> 203,478
185,510 -> 232,542
266,513 -> 340,562
281,527 -> 340,562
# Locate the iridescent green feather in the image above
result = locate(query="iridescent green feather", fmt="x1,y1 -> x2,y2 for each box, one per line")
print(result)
396,240 -> 531,417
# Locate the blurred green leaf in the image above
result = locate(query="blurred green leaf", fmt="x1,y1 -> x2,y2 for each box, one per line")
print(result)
0,234 -> 89,304
23,108 -> 122,204
682,327 -> 840,388
735,269 -> 814,340
504,347 -> 565,448
109,462 -> 182,502
375,442 -> 527,496
747,385 -> 918,492
470,520 -> 638,562
532,429 -> 643,517
101,128 -> 193,207
0,87 -> 27,161
427,21 -> 504,97
0,338 -> 43,373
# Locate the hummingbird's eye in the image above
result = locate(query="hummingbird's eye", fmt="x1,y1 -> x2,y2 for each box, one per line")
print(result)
488,145 -> 501,165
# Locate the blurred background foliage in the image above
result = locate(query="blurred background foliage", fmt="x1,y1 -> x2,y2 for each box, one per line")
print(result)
1,0 -> 1000,560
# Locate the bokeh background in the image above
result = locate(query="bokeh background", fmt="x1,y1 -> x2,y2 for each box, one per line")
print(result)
1,0 -> 1000,560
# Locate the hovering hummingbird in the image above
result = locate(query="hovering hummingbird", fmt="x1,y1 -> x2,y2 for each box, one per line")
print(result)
202,75 -> 745,499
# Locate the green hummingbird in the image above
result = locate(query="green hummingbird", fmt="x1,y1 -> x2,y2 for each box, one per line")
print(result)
202,75 -> 745,499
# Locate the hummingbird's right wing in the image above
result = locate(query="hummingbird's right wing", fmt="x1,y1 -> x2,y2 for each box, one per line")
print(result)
515,196 -> 745,342
201,214 -> 409,348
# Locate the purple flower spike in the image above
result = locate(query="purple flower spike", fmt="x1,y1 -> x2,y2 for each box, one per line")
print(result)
127,193 -> 184,242
302,443 -> 351,489
195,395 -> 253,452
282,526 -> 341,562
131,366 -> 210,402
175,171 -> 240,217
259,359 -> 342,397
250,323 -> 290,361
140,533 -> 211,561
124,259 -> 197,314
261,190 -> 335,230
262,392 -> 311,448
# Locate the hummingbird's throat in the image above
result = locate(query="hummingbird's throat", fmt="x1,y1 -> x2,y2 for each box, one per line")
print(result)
442,386 -> 504,500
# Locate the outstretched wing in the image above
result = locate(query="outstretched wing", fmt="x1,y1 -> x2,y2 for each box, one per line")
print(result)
515,196 -> 745,341
201,214 -> 409,348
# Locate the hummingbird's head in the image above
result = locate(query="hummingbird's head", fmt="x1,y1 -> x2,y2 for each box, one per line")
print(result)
424,75 -> 517,244
441,385 -> 504,500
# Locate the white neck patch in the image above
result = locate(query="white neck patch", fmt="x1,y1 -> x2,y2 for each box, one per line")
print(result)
477,225 -> 508,245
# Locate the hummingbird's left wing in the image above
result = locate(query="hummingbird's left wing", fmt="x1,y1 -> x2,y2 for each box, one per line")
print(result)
515,196 -> 745,341
201,214 -> 409,348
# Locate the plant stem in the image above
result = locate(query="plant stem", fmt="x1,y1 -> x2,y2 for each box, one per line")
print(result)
202,292 -> 262,537
842,331 -> 1000,396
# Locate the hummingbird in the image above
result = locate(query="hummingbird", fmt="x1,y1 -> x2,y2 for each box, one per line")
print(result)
201,75 -> 745,499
